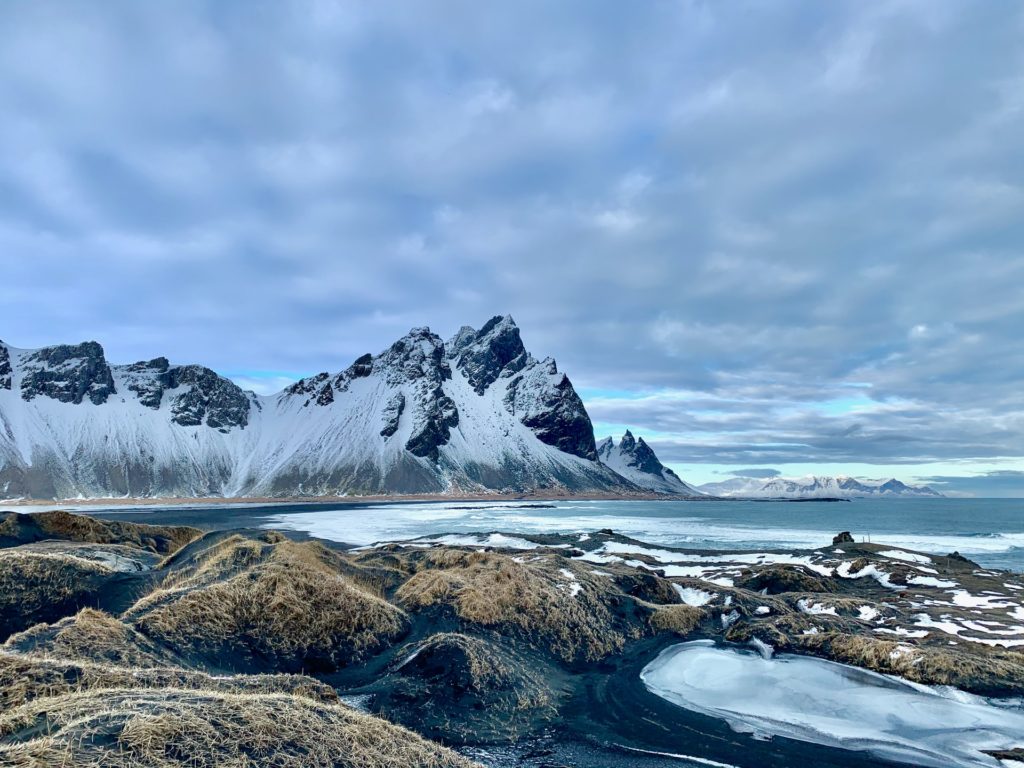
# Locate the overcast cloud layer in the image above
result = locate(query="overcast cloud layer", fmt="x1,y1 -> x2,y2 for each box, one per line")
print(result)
1,2 -> 1022,493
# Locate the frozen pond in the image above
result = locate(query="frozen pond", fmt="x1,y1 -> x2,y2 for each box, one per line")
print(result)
640,641 -> 1024,768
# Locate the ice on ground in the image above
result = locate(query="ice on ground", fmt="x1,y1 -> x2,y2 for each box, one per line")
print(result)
641,640 -> 1024,768
720,610 -> 740,629
754,606 -> 771,615
673,584 -> 715,606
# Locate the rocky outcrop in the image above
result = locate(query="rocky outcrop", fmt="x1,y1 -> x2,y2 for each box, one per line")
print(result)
160,365 -> 252,431
451,315 -> 530,395
122,358 -> 252,431
505,358 -> 598,460
0,343 -> 11,391
19,342 -> 116,405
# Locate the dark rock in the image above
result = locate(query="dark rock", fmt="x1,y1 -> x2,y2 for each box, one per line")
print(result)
405,386 -> 459,461
947,551 -> 978,566
833,532 -> 855,545
452,315 -> 528,395
286,372 -> 330,406
124,358 -> 171,409
736,565 -> 834,595
375,329 -> 460,461
506,360 -> 598,461
349,353 -> 373,378
159,365 -> 251,430
380,393 -> 405,438
0,342 -> 11,390
19,342 -> 116,405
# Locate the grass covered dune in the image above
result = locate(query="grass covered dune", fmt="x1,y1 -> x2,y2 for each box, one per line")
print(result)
0,509 -> 1023,766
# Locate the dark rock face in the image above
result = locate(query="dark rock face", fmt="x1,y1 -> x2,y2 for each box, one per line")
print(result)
450,317 -> 598,461
616,431 -> 663,476
377,329 -> 460,462
124,358 -> 171,409
505,360 -> 598,461
20,342 -> 116,405
452,315 -> 529,395
380,393 -> 405,438
833,531 -> 855,545
0,343 -> 11,390
160,365 -> 251,431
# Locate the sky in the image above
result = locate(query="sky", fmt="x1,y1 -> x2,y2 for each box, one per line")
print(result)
0,1 -> 1022,496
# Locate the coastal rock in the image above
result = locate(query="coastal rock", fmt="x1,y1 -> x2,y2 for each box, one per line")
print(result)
833,531 -> 855,545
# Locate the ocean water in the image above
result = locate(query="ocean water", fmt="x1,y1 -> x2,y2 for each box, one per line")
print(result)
256,497 -> 1024,572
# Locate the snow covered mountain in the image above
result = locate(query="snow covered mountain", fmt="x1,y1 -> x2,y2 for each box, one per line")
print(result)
0,317 -> 694,500
697,475 -> 943,499
597,431 -> 702,496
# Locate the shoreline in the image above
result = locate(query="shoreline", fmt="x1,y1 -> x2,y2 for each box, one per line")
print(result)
1,490 -> 705,510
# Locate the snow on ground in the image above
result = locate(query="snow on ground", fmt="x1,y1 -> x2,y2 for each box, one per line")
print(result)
907,574 -> 959,588
858,606 -> 880,621
797,599 -> 837,616
558,568 -> 583,597
878,550 -> 933,564
673,584 -> 715,606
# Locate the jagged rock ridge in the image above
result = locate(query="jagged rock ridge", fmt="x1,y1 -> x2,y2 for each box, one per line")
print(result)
0,318 -> 693,499
597,430 -> 702,496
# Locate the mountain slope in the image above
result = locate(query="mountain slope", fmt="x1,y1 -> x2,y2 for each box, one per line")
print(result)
596,431 -> 702,496
0,318 -> 637,499
698,475 -> 943,499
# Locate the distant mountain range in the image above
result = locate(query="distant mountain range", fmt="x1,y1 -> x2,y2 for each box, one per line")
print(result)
0,317 -> 698,500
697,475 -> 943,499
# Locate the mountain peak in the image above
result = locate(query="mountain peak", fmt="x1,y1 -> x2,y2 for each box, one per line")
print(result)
598,430 -> 701,496
451,314 -> 528,395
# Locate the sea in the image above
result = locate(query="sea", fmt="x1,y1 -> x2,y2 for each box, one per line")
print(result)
86,496 -> 1024,572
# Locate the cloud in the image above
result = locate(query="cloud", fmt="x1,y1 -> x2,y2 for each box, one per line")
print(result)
722,468 -> 781,478
915,470 -> 1024,499
0,1 -> 1021,475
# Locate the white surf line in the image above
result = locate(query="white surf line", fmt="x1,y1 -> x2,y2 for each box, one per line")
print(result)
616,745 -> 740,768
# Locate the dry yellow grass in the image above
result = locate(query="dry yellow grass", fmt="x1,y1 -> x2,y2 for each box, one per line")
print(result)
0,688 -> 481,768
0,550 -> 112,638
5,608 -> 176,667
396,550 -> 628,662
0,510 -> 200,554
131,539 -> 409,672
648,604 -> 704,636
794,631 -> 1024,694
0,650 -> 337,710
